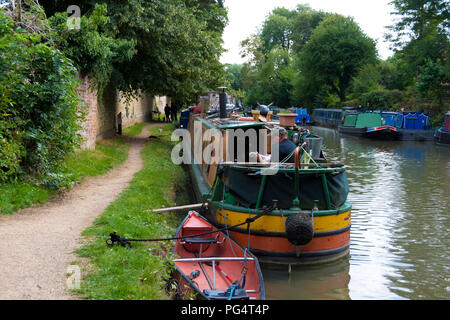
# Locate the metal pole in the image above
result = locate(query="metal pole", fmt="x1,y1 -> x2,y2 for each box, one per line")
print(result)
255,175 -> 267,210
321,173 -> 332,210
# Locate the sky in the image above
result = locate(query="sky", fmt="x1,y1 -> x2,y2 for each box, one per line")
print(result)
220,0 -> 397,64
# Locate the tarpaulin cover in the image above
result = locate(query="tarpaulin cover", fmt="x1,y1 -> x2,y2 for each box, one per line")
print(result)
295,108 -> 311,123
343,114 -> 357,127
355,113 -> 382,128
403,113 -> 418,129
395,114 -> 404,128
220,167 -> 349,210
383,114 -> 396,127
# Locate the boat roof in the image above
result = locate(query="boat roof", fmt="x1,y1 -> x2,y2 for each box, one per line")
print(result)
313,108 -> 343,112
196,116 -> 266,130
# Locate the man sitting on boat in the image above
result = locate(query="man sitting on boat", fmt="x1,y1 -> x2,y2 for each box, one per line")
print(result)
251,126 -> 296,164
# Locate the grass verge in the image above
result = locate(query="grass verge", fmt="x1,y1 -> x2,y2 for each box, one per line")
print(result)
0,138 -> 129,214
74,123 -> 191,300
123,122 -> 147,137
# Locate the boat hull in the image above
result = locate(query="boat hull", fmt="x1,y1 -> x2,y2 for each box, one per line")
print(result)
205,202 -> 351,266
363,126 -> 400,140
398,129 -> 435,141
339,125 -> 401,140
435,128 -> 450,146
338,126 -> 366,136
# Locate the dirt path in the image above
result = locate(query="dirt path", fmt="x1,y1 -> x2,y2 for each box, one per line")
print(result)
0,124 -> 156,300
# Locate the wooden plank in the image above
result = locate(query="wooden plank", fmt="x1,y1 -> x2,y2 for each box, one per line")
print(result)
152,203 -> 205,213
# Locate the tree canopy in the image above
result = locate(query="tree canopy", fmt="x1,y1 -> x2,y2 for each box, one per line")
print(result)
298,15 -> 377,103
226,1 -> 448,120
43,0 -> 228,101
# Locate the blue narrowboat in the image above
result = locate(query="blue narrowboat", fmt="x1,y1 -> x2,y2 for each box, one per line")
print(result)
311,109 -> 343,128
395,112 -> 435,141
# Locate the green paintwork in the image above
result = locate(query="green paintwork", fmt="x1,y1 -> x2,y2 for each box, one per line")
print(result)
210,200 -> 352,217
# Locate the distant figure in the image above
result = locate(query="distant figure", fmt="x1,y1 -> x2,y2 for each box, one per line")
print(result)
117,112 -> 122,135
164,104 -> 171,122
171,104 -> 178,122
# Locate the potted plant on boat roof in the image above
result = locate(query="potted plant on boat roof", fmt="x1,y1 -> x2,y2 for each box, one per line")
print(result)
278,109 -> 297,127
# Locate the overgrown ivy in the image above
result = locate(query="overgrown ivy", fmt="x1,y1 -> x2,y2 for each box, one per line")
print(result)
0,11 -> 81,182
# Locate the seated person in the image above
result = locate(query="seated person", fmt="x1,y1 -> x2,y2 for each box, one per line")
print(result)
250,127 -> 297,163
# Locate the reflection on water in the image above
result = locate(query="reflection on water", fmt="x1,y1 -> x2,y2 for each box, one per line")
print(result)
263,127 -> 450,300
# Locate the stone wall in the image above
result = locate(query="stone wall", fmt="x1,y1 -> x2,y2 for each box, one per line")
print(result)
96,83 -> 117,142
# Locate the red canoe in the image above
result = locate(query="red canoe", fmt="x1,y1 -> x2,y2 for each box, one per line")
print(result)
170,211 -> 265,300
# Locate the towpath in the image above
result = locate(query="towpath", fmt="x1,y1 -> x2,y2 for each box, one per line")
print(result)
0,124 -> 155,299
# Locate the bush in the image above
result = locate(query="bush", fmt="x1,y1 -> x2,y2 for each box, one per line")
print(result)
360,89 -> 404,110
0,11 -> 82,181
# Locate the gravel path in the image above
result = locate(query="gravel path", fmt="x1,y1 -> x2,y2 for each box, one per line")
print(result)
0,124 -> 154,300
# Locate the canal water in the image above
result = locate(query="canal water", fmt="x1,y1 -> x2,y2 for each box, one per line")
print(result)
263,126 -> 450,300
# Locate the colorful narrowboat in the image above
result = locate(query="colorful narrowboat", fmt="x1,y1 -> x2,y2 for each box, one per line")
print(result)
435,112 -> 450,146
339,111 -> 400,140
182,96 -> 351,266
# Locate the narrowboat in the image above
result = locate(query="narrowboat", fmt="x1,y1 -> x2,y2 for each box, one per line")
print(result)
339,111 -> 400,140
180,91 -> 352,266
395,112 -> 435,141
311,108 -> 343,128
435,112 -> 450,146
171,211 -> 265,300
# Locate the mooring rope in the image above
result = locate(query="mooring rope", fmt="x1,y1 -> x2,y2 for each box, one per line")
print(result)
106,203 -> 276,248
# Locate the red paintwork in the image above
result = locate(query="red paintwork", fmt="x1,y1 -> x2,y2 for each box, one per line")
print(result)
172,211 -> 264,300
444,115 -> 450,131
228,229 -> 350,254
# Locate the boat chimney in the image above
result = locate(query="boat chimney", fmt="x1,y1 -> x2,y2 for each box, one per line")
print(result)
218,86 -> 227,120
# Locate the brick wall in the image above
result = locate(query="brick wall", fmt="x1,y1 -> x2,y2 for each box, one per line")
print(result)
77,75 -> 98,150
77,76 -> 165,149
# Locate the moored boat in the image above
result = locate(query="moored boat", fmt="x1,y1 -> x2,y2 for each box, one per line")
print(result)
435,112 -> 450,146
180,91 -> 352,266
171,211 -> 265,300
311,108 -> 343,128
339,111 -> 400,140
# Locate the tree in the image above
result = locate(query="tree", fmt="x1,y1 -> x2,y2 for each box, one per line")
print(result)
290,4 -> 328,53
42,0 -> 228,101
297,14 -> 377,104
386,0 -> 449,48
260,7 -> 297,53
383,0 -> 449,115
224,64 -> 243,91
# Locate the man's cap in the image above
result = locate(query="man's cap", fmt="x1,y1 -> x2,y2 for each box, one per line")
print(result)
268,126 -> 288,136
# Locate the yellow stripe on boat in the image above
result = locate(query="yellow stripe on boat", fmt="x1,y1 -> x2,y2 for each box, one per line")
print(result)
215,208 -> 351,234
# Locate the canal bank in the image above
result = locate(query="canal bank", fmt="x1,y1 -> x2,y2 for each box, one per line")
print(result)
263,126 -> 450,299
73,123 -> 192,299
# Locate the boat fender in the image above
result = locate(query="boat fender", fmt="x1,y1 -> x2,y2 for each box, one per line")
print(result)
291,132 -> 300,145
285,213 -> 313,246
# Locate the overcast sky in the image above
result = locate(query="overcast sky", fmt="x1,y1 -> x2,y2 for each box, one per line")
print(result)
220,0 -> 396,64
